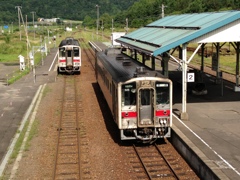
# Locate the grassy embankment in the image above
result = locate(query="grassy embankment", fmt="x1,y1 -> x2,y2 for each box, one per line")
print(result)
0,25 -> 65,85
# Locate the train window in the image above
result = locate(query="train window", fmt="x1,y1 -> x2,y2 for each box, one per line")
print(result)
59,48 -> 65,57
156,82 -> 170,105
140,89 -> 152,105
67,50 -> 72,57
122,83 -> 136,106
74,48 -> 79,56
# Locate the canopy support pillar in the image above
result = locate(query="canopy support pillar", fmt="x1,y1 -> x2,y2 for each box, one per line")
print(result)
234,42 -> 240,92
180,43 -> 189,120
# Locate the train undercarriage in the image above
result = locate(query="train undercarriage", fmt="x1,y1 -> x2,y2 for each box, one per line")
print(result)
57,66 -> 80,75
120,127 -> 171,143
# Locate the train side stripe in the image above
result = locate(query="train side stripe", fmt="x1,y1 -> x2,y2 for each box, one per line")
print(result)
121,112 -> 137,118
155,110 -> 170,116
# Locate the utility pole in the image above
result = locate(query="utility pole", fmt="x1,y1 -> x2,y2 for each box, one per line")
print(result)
111,19 -> 114,33
125,18 -> 129,34
161,4 -> 167,18
26,15 -> 30,69
96,4 -> 100,35
31,11 -> 36,39
15,6 -> 22,40
101,20 -> 104,40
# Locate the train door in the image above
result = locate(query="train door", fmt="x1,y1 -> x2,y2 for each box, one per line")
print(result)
66,49 -> 73,67
138,88 -> 154,126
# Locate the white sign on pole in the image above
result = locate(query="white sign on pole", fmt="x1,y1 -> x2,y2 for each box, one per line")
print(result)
18,55 -> 25,71
187,72 -> 195,82
18,55 -> 25,63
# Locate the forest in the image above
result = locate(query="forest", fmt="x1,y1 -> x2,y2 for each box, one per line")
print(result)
0,0 -> 240,29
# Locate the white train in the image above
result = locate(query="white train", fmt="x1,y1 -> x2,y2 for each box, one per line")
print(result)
57,37 -> 81,74
96,48 -> 172,143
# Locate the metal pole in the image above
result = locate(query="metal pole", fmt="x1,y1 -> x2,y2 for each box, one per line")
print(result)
15,6 -> 22,40
101,20 -> 103,40
161,4 -> 167,18
96,5 -> 100,35
26,15 -> 30,68
31,11 -> 35,39
125,18 -> 128,34
181,43 -> 189,120
112,19 -> 114,33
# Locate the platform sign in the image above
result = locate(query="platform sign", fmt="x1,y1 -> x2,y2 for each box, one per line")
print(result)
111,32 -> 125,46
18,55 -> 25,71
18,55 -> 24,63
187,72 -> 195,82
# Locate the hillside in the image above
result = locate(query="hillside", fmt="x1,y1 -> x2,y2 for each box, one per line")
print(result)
0,0 -> 240,29
0,0 -> 139,23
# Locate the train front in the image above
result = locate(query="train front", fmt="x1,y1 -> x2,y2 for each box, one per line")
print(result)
58,45 -> 81,74
119,77 -> 172,143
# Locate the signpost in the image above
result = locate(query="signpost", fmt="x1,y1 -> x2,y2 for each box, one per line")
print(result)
18,55 -> 25,71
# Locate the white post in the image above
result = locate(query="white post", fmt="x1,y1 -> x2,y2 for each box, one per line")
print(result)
180,43 -> 189,120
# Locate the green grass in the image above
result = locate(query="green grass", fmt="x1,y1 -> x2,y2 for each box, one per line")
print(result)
25,119 -> 39,151
0,26 -> 64,84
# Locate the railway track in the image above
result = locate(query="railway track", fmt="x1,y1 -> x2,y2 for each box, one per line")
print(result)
52,38 -> 95,179
51,38 -> 200,180
52,75 -> 91,179
79,38 -> 95,70
53,76 -> 81,179
126,140 -> 200,180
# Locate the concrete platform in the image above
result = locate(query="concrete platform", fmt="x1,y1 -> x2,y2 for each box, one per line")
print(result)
0,48 -> 58,175
171,72 -> 240,180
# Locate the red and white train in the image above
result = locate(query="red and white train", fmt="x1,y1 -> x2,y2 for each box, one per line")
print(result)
57,37 -> 81,74
96,48 -> 172,143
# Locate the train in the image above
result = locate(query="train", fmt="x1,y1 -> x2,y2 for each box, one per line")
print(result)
96,47 -> 173,143
57,37 -> 81,74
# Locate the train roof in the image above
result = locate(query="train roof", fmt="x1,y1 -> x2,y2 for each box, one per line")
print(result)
97,48 -> 167,83
59,37 -> 80,47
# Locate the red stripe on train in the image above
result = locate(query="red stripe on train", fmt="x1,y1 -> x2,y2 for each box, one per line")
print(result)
155,110 -> 170,116
121,111 -> 137,118
59,59 -> 80,63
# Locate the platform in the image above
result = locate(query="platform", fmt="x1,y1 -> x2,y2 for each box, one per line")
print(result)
0,48 -> 58,175
171,70 -> 240,180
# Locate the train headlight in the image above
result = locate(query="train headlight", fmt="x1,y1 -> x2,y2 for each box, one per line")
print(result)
163,119 -> 167,124
159,118 -> 169,126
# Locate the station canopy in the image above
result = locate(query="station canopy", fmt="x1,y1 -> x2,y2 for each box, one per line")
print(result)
116,11 -> 240,57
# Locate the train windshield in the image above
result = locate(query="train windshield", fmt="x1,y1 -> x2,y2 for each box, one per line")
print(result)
122,82 -> 136,106
73,47 -> 79,56
59,47 -> 65,57
155,82 -> 170,105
